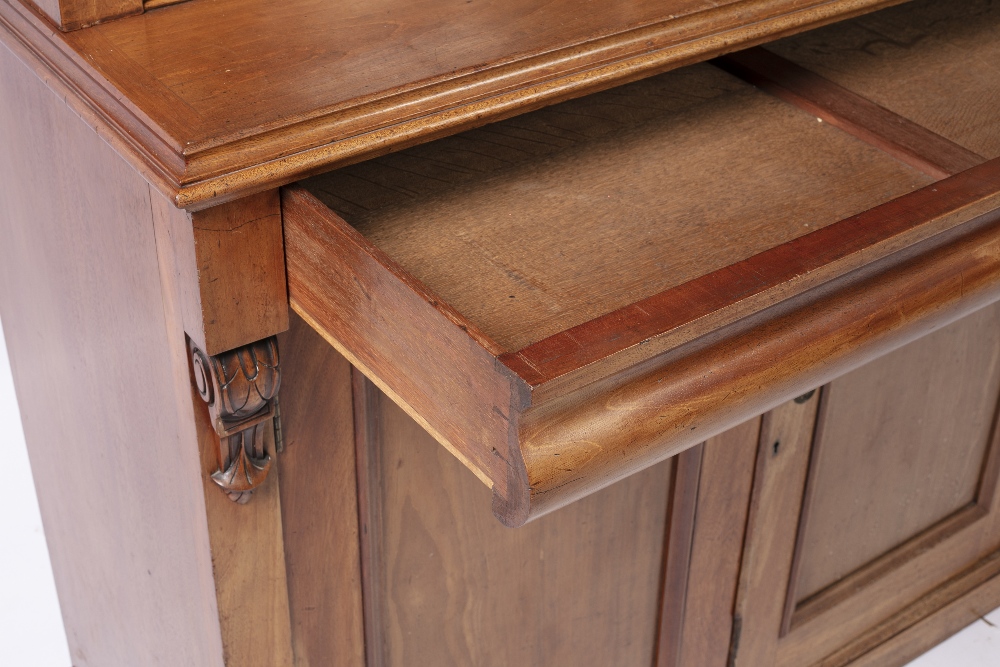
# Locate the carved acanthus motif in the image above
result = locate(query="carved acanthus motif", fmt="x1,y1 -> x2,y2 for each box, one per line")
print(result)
191,337 -> 281,503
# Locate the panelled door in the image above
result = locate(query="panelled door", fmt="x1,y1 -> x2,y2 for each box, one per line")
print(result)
732,301 -> 1000,667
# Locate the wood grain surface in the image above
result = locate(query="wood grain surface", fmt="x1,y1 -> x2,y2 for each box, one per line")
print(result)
356,379 -> 673,667
505,159 -> 1000,392
34,0 -> 142,32
835,554 -> 1000,667
715,306 -> 1000,667
289,151 -> 1000,523
0,40 -> 224,667
731,396 -> 821,667
770,0 -> 1000,159
715,46 -> 986,178
282,187 -> 527,522
155,188 -> 288,355
518,208 -> 1000,519
0,0 -> 906,207
769,306 -> 1000,667
304,64 -> 928,352
193,383 -> 295,667
188,190 -> 288,354
656,444 -> 704,667
669,417 -> 762,667
154,194 -> 295,667
287,2 -> 1000,522
793,304 -> 1000,602
277,314 -> 366,667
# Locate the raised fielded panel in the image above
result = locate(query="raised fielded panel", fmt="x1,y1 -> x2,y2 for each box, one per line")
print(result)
731,304 -> 1000,667
793,303 -> 1000,603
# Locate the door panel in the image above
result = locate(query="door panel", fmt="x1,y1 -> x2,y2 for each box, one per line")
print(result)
794,303 -> 1000,602
356,374 -> 674,667
732,302 -> 1000,667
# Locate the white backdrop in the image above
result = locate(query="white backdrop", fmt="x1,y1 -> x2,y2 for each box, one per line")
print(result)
0,315 -> 996,667
0,317 -> 71,667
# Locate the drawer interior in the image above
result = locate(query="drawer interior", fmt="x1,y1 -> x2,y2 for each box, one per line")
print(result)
301,63 -> 929,353
769,0 -> 1000,160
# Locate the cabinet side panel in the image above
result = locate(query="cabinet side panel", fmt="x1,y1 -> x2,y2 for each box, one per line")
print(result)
0,42 -> 223,667
362,382 -> 671,667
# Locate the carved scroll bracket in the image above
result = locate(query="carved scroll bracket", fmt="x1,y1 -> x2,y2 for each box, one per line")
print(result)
190,337 -> 281,503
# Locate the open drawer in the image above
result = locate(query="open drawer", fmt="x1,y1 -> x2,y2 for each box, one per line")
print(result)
283,6 -> 1000,526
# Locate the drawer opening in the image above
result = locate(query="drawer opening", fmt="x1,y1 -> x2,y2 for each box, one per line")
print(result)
283,2 -> 1000,526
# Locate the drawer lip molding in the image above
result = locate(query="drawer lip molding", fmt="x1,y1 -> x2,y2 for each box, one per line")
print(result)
284,158 -> 1000,526
0,0 -> 906,209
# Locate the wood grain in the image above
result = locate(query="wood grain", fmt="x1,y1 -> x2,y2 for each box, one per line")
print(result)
715,46 -> 985,178
189,190 -> 288,355
304,64 -> 928,352
815,551 -> 1000,667
771,307 -> 1000,667
283,0 -> 1000,523
841,553 -> 1000,667
656,444 -> 704,667
353,370 -> 387,667
726,319 -> 1000,667
277,313 -> 366,667
793,304 -> 1000,602
288,158 -> 1000,523
1,0 -> 907,207
358,380 -> 672,667
149,91 -> 296,667
672,417 -> 762,667
193,383 -> 295,667
507,159 -> 1000,392
34,0 -> 142,33
731,395 -> 820,667
144,178 -> 289,357
282,186 -> 532,523
518,209 -> 1000,518
770,0 -> 1000,160
0,40 -> 224,667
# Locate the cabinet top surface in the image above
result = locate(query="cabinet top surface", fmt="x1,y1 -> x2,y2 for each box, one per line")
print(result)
1,0 -> 904,206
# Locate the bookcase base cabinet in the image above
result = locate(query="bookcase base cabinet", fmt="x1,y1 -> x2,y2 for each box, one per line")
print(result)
3,0 -> 1000,664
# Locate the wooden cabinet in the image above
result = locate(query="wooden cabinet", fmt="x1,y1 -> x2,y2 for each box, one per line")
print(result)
2,0 -> 1000,665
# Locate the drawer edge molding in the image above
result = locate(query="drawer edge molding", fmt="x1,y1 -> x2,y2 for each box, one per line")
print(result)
505,159 -> 1000,399
519,212 -> 1000,519
283,182 -> 1000,526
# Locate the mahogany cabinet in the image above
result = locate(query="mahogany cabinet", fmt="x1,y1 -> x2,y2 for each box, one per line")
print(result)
2,0 -> 1000,665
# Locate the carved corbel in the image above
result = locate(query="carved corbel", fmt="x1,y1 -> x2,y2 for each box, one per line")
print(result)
190,337 -> 281,503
